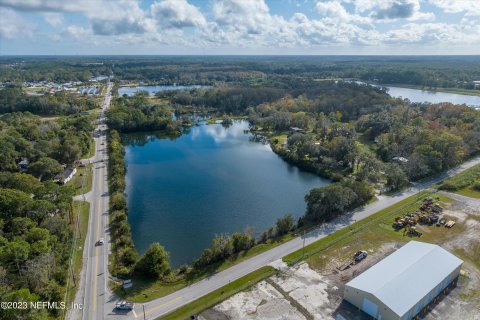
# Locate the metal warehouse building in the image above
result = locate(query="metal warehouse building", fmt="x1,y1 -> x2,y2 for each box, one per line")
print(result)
344,241 -> 463,320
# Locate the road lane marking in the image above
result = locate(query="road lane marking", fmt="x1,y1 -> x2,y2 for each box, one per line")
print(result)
92,188 -> 100,311
145,296 -> 183,314
92,129 -> 104,313
132,310 -> 138,318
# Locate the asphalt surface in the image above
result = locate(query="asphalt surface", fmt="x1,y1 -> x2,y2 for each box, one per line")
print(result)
105,156 -> 480,320
69,82 -> 113,320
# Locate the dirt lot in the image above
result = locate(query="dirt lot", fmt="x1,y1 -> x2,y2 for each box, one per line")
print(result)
200,193 -> 480,320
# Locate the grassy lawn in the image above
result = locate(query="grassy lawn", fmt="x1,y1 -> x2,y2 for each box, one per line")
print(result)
25,86 -> 46,92
113,233 -> 296,303
158,266 -> 276,320
437,163 -> 480,198
65,201 -> 90,305
271,133 -> 288,146
84,140 -> 96,159
283,191 -> 456,266
66,165 -> 93,196
456,187 -> 480,199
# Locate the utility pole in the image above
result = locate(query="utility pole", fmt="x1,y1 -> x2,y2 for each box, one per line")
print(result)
143,304 -> 146,320
302,230 -> 306,259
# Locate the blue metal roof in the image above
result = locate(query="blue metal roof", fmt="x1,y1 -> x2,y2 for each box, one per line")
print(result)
346,241 -> 463,317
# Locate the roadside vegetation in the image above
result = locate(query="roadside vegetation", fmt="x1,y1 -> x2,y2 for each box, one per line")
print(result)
107,130 -> 139,278
438,163 -> 480,198
0,106 -> 97,319
284,191 -> 453,265
65,201 -> 90,306
0,171 -> 77,319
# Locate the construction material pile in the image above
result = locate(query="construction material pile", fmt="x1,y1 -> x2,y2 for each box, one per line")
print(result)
391,197 -> 453,236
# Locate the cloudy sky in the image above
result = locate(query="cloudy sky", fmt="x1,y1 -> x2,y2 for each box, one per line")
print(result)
0,0 -> 479,55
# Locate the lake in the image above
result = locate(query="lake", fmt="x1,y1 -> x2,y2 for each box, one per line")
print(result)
385,86 -> 480,107
118,85 -> 207,96
124,120 -> 329,266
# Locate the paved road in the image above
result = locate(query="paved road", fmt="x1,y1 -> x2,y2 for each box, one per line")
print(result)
102,155 -> 480,320
70,82 -> 113,320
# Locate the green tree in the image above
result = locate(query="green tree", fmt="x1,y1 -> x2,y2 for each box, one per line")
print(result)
0,240 -> 30,272
0,189 -> 32,220
136,243 -> 171,279
29,157 -> 62,180
386,163 -> 409,191
276,214 -> 295,236
231,232 -> 255,253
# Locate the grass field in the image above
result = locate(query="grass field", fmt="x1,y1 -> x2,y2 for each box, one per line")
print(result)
65,201 -> 90,306
66,165 -> 93,196
438,163 -> 480,199
85,140 -> 96,159
456,188 -> 480,199
283,191 -> 456,266
158,266 -> 276,320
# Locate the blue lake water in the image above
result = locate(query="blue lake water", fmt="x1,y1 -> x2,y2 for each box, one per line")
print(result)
123,121 -> 329,266
385,86 -> 479,107
118,85 -> 207,96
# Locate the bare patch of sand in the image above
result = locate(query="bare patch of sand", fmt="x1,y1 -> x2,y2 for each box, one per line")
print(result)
206,281 -> 306,320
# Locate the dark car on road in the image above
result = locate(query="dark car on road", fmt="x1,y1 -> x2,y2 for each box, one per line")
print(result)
354,250 -> 368,262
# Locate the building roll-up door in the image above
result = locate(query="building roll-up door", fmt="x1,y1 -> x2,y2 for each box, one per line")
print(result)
362,298 -> 378,318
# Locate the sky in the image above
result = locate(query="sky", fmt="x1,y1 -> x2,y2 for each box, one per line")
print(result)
0,0 -> 479,55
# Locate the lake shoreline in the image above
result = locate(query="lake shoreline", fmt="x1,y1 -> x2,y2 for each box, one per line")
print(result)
379,83 -> 480,97
123,120 -> 330,266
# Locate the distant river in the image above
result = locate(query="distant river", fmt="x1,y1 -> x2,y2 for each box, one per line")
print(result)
118,85 -> 207,96
385,86 -> 479,107
123,121 -> 329,266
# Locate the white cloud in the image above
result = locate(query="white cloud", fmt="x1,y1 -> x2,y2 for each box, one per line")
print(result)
353,0 -> 434,21
0,0 -> 478,53
212,0 -> 273,34
0,0 -> 153,35
0,7 -> 34,38
42,12 -> 64,26
316,1 -> 371,23
385,22 -> 480,44
429,0 -> 480,16
151,0 -> 206,29
63,25 -> 90,39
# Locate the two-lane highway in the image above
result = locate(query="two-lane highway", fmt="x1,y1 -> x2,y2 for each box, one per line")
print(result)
71,82 -> 113,320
